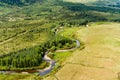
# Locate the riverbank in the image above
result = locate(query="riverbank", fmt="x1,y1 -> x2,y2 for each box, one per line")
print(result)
0,40 -> 80,76
44,22 -> 120,80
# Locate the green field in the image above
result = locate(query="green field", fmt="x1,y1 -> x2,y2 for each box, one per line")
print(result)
0,74 -> 42,80
0,20 -> 49,54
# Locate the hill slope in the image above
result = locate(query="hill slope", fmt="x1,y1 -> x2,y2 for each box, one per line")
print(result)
64,0 -> 120,8
0,0 -> 120,80
0,0 -> 43,6
1,0 -> 120,22
44,22 -> 120,80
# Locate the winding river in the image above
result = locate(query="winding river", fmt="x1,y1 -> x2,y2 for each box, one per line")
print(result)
0,40 -> 80,76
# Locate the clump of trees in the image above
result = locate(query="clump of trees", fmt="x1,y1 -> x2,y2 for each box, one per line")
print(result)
0,35 -> 76,70
0,47 -> 43,69
44,35 -> 76,52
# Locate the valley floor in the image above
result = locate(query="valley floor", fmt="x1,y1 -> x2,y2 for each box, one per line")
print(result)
44,22 -> 120,80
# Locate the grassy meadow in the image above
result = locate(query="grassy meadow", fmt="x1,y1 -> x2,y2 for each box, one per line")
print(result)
44,22 -> 120,80
0,74 -> 42,80
0,20 -> 50,54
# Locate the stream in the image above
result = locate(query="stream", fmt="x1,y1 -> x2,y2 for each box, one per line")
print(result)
0,40 -> 80,76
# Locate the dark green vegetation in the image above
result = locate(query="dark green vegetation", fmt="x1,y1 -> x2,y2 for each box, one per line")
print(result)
1,0 -> 120,24
0,0 -> 120,77
92,0 -> 120,8
0,0 -> 43,6
0,34 -> 76,70
64,0 -> 120,8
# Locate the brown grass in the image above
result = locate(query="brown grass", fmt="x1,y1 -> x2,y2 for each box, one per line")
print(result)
44,22 -> 120,80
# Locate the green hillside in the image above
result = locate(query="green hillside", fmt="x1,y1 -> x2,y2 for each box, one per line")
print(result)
64,0 -> 120,7
1,0 -> 120,23
0,0 -> 120,80
0,0 -> 43,6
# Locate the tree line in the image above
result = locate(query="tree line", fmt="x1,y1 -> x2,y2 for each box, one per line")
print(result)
0,0 -> 42,6
0,35 -> 76,70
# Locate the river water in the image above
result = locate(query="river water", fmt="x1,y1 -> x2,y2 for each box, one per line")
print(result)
0,40 -> 80,76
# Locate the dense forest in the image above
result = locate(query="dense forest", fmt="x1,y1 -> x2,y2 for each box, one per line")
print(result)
0,30 -> 76,70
